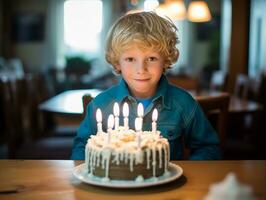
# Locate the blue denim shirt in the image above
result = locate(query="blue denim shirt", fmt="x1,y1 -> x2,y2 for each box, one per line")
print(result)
71,75 -> 220,160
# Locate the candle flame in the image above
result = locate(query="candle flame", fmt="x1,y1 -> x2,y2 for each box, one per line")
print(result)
96,108 -> 102,122
113,102 -> 120,116
123,102 -> 129,117
152,108 -> 158,121
137,103 -> 144,117
107,114 -> 114,128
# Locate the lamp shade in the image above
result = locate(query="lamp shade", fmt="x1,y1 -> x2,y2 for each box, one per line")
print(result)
187,1 -> 212,22
156,0 -> 186,20
167,0 -> 186,20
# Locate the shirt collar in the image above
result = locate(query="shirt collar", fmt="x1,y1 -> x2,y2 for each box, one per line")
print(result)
116,78 -> 132,103
115,75 -> 171,109
152,75 -> 171,109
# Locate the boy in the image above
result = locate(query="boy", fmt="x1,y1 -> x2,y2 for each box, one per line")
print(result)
71,12 -> 220,160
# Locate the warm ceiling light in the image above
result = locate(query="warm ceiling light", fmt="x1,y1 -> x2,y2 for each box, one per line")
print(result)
155,3 -> 169,18
155,0 -> 186,21
167,0 -> 186,20
187,1 -> 212,22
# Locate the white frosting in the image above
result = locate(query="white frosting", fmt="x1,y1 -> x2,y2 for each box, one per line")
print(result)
135,175 -> 144,182
204,173 -> 256,200
85,126 -> 170,181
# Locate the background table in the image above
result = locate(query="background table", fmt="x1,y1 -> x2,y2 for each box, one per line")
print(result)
39,89 -> 263,116
39,89 -> 102,115
0,160 -> 265,200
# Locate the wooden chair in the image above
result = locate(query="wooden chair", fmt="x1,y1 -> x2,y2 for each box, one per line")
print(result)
228,72 -> 265,159
210,70 -> 228,92
1,74 -> 74,159
254,72 -> 266,105
82,94 -> 93,119
0,77 -> 18,158
254,72 -> 266,157
196,93 -> 230,153
167,74 -> 200,94
232,73 -> 264,152
233,74 -> 250,100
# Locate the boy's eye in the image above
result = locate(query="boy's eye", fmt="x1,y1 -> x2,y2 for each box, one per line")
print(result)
125,57 -> 134,62
147,57 -> 158,62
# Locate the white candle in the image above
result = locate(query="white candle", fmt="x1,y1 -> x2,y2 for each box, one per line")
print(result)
107,114 -> 114,143
113,102 -> 120,130
96,108 -> 102,133
137,103 -> 144,130
135,118 -> 142,148
123,102 -> 129,130
137,103 -> 144,117
152,108 -> 158,133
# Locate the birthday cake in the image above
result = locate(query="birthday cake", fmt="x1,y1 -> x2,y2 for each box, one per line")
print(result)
85,103 -> 170,181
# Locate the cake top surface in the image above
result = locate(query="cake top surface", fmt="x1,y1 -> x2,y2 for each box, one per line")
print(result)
87,126 -> 168,153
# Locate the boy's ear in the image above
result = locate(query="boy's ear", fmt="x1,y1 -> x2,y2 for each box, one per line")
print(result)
114,64 -> 121,71
114,64 -> 121,74
115,64 -> 121,70
176,51 -> 180,61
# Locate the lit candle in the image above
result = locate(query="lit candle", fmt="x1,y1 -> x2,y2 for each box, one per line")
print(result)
137,103 -> 144,118
135,118 -> 142,148
107,114 -> 114,143
113,102 -> 120,130
96,108 -> 102,133
137,103 -> 144,130
152,108 -> 158,133
123,102 -> 129,130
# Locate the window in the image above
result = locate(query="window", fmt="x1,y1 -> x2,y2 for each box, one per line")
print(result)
64,0 -> 102,58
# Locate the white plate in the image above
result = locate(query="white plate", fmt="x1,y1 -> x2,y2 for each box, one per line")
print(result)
73,162 -> 183,188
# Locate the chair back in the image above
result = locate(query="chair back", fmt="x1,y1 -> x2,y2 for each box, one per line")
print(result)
82,94 -> 93,118
210,70 -> 228,91
0,77 -> 23,158
196,93 -> 230,152
167,74 -> 200,93
233,74 -> 250,100
255,72 -> 266,105
0,73 -> 55,158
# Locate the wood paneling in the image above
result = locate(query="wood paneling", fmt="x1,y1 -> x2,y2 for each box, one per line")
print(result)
228,0 -> 250,93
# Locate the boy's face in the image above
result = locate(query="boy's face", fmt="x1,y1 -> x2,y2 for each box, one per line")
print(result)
116,45 -> 165,99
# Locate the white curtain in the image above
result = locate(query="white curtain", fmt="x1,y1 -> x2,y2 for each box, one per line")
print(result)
44,0 -> 65,70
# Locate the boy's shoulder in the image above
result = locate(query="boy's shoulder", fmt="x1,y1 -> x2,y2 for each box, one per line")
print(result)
91,84 -> 120,107
166,84 -> 197,108
167,84 -> 194,100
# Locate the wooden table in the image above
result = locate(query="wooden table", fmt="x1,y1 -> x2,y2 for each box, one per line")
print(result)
39,89 -> 263,115
194,90 -> 263,114
0,160 -> 265,200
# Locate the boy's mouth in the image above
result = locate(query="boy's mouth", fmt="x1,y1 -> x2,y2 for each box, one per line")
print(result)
134,78 -> 150,82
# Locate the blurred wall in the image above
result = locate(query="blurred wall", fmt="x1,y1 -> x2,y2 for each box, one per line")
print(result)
0,0 -> 3,56
188,0 -> 221,73
1,0 -> 222,76
11,0 -> 48,72
249,0 -> 266,76
227,0 -> 250,93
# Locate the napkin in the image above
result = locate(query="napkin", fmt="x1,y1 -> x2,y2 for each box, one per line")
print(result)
203,172 -> 256,200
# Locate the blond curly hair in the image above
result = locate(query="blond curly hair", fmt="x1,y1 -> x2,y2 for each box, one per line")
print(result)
105,11 -> 179,74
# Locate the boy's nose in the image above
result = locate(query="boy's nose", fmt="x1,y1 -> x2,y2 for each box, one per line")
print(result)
136,61 -> 147,74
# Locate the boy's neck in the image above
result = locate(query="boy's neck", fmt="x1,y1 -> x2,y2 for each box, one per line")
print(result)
129,87 -> 157,99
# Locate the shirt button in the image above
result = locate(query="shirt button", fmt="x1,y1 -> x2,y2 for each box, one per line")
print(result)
168,135 -> 175,140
